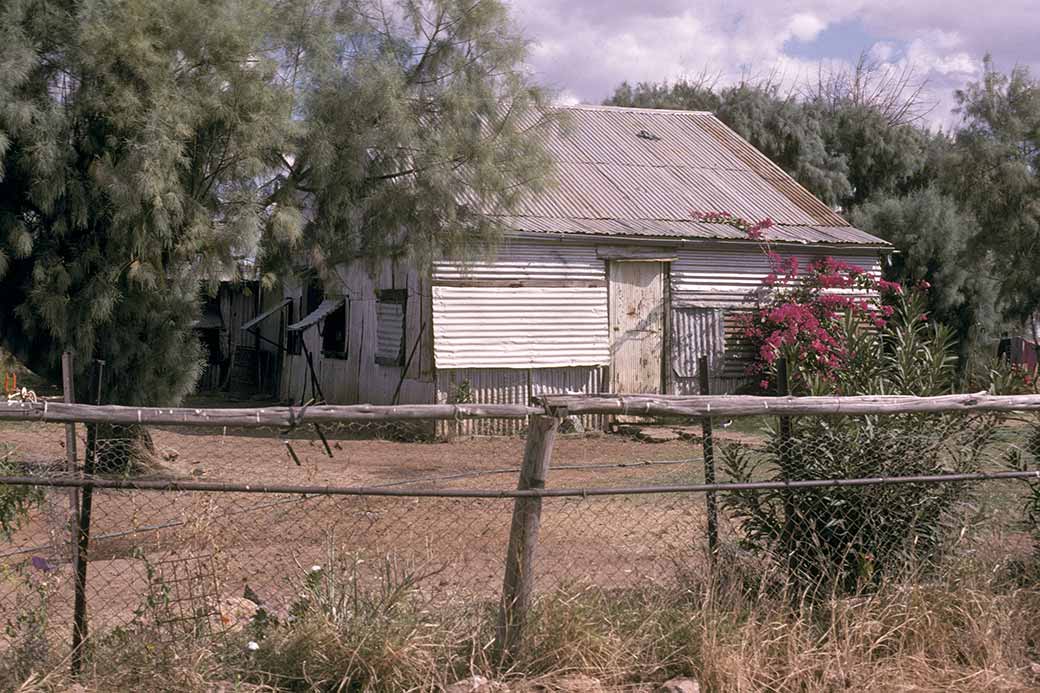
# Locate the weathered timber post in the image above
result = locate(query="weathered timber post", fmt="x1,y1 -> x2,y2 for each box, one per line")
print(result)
71,359 -> 104,676
496,414 -> 559,665
61,351 -> 79,539
698,356 -> 719,560
776,358 -> 797,581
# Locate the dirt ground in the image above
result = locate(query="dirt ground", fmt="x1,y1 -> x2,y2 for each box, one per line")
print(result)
2,420 -> 736,650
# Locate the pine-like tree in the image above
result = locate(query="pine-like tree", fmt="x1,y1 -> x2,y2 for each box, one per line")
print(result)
0,0 -> 552,406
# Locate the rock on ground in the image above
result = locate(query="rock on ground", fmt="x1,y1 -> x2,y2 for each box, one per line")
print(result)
655,678 -> 701,693
444,676 -> 507,693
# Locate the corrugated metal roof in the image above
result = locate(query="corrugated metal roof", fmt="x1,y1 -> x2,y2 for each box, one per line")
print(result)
496,105 -> 888,248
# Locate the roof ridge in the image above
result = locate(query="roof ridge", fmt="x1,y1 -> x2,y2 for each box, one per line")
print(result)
564,103 -> 715,116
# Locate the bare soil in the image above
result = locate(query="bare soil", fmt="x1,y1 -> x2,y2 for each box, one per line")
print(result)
2,420 -> 734,646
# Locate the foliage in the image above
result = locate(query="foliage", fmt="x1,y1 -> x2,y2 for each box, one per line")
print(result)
246,540 -> 453,691
734,245 -> 903,394
0,558 -> 54,684
9,563 -> 1040,691
941,57 -> 1040,322
0,444 -> 42,539
988,360 -> 1040,558
853,186 -> 1001,361
808,101 -> 928,208
0,0 -> 552,405
721,282 -> 995,593
689,210 -> 774,239
609,57 -> 1040,356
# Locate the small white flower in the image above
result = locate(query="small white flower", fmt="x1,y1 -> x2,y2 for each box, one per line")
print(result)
310,565 -> 322,573
246,641 -> 260,651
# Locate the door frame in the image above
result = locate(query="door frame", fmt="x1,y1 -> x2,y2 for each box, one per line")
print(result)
606,258 -> 671,395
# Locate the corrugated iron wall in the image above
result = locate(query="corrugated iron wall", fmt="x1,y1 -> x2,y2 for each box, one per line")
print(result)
432,239 -> 610,435
670,307 -> 749,395
433,239 -> 604,282
435,366 -> 606,437
432,286 -> 609,368
671,247 -> 881,307
432,239 -> 610,370
669,247 -> 882,393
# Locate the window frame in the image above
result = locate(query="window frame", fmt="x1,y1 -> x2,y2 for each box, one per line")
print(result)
374,289 -> 408,367
320,301 -> 349,360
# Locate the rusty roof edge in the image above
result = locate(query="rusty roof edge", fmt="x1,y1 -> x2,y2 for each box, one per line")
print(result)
563,104 -> 715,116
489,212 -> 865,228
486,213 -> 889,246
502,229 -> 894,252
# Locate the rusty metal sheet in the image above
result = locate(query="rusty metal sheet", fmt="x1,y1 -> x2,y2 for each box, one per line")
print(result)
497,105 -> 886,247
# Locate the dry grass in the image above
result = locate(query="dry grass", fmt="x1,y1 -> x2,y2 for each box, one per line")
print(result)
7,544 -> 1039,693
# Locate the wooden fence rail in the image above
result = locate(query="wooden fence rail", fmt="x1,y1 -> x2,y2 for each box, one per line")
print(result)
6,392 -> 1040,428
537,392 -> 1040,418
0,401 -> 541,427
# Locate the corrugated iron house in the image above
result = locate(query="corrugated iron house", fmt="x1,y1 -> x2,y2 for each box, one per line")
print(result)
260,105 -> 891,431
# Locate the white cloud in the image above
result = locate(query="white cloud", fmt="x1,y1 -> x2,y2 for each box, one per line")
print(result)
511,0 -> 1035,129
788,13 -> 826,42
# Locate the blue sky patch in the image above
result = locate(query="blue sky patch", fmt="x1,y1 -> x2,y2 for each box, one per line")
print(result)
784,19 -> 895,63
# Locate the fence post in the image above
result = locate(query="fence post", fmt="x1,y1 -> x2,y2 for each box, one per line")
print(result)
776,358 -> 797,581
71,359 -> 104,676
495,414 -> 558,665
698,356 -> 719,560
61,351 -> 79,542
776,358 -> 794,475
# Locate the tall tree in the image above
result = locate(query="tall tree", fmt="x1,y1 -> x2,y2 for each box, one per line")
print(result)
942,56 -> 1040,322
852,186 -> 1000,362
0,0 -> 552,405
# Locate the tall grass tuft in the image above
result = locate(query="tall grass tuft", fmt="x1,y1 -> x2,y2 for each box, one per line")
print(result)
7,535 -> 1039,692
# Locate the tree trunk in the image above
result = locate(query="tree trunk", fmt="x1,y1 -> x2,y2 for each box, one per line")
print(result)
88,424 -> 158,476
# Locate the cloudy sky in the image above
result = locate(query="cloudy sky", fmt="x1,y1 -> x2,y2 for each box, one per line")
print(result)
512,0 -> 1038,129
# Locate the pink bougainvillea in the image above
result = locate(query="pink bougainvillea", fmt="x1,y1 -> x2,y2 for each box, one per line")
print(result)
699,211 -> 903,392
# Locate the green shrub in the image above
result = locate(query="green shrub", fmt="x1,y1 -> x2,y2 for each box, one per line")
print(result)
720,291 -> 999,592
0,444 -> 43,539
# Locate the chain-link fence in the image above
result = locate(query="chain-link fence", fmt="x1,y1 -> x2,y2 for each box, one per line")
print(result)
2,395 -> 1040,681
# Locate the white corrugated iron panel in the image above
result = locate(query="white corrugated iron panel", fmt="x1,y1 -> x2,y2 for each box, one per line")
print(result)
434,366 -> 607,436
434,239 -> 604,283
436,368 -> 529,436
671,248 -> 882,306
670,306 -> 750,395
433,286 -> 609,368
672,307 -> 725,379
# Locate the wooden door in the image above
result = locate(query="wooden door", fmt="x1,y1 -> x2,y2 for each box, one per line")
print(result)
610,260 -> 666,394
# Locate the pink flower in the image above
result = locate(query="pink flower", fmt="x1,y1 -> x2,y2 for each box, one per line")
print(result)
759,379 -> 770,391
877,279 -> 903,295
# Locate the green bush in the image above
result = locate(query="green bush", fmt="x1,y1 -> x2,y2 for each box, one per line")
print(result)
0,444 -> 43,539
720,291 -> 999,592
